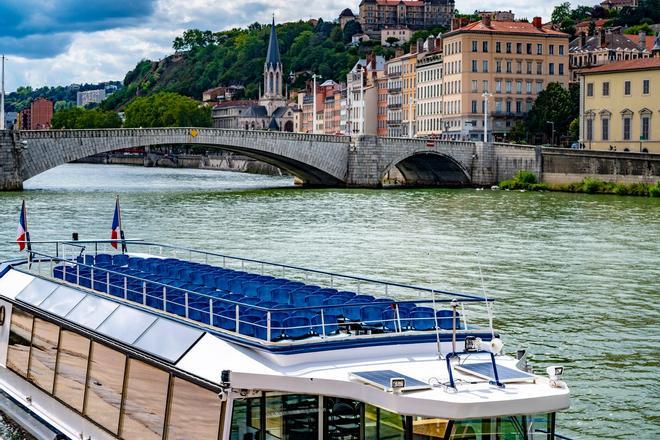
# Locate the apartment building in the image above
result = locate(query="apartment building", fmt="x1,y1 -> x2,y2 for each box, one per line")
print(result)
416,49 -> 444,137
441,17 -> 570,141
347,56 -> 385,136
385,57 -> 403,137
579,57 -> 660,153
376,76 -> 389,136
358,0 -> 454,35
401,52 -> 418,137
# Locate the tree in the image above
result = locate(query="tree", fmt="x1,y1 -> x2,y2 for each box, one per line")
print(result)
568,118 -> 579,140
508,121 -> 528,143
588,21 -> 596,36
52,107 -> 122,129
342,20 -> 362,44
526,83 -> 574,144
124,92 -> 211,128
552,2 -> 572,24
386,37 -> 400,46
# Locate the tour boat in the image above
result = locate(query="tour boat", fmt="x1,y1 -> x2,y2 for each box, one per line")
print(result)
0,240 -> 571,439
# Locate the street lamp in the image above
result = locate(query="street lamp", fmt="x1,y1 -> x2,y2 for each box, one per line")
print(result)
312,73 -> 322,134
482,92 -> 492,143
546,120 -> 555,146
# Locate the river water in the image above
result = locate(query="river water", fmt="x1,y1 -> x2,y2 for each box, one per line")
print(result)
0,164 -> 658,439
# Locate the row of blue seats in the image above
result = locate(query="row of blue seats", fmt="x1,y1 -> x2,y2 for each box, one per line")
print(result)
60,254 -> 463,340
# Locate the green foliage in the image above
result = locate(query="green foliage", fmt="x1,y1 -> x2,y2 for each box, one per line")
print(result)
499,170 -> 548,190
568,118 -> 579,140
500,173 -> 659,197
342,20 -> 362,44
552,2 -> 572,25
623,23 -> 654,34
649,182 -> 660,198
508,121 -> 528,143
526,83 -> 574,144
51,107 -> 122,129
613,0 -> 660,26
106,20 -> 362,110
124,92 -> 211,128
5,82 -> 121,112
582,177 -> 602,193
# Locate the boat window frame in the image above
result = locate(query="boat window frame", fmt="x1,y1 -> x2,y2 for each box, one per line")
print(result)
5,300 -> 225,440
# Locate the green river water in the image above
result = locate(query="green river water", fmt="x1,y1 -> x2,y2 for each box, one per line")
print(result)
0,164 -> 658,439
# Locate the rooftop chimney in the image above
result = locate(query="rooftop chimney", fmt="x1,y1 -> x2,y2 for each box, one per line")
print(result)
416,38 -> 424,54
483,15 -> 492,28
532,17 -> 542,29
639,31 -> 647,51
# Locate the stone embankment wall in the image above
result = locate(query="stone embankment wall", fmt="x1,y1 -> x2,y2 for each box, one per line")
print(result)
0,130 -> 22,191
540,148 -> 659,184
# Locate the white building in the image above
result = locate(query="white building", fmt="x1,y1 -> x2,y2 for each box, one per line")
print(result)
416,49 -> 444,137
346,56 -> 385,136
76,89 -> 106,107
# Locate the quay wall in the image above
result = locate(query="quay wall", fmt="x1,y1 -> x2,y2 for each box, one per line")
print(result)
0,130 -> 22,191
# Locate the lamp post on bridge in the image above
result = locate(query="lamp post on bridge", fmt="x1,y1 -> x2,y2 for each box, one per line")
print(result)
482,92 -> 492,143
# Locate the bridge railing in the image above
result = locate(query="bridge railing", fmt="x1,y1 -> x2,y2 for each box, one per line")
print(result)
378,136 -> 476,148
18,127 -> 351,144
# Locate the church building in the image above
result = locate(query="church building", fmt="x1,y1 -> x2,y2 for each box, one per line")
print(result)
212,18 -> 295,132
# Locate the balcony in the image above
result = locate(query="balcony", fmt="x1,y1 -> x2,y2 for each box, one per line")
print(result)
387,120 -> 402,126
388,87 -> 402,93
388,103 -> 402,109
388,71 -> 402,79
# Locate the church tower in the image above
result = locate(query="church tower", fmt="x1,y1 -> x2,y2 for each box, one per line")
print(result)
260,17 -> 287,115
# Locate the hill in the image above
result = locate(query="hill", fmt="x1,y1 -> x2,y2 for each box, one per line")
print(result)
5,82 -> 122,112
103,19 -> 442,110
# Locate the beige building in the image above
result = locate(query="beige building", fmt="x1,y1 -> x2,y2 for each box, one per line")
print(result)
401,52 -> 418,137
381,27 -> 413,46
441,17 -> 570,141
386,57 -> 404,137
579,56 -> 660,153
358,0 -> 454,35
416,48 -> 444,137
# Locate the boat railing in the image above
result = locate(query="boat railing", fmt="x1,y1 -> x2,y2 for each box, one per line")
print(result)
13,242 -> 495,346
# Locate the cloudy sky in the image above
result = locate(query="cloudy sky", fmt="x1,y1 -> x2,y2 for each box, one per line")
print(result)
2,0 -> 571,92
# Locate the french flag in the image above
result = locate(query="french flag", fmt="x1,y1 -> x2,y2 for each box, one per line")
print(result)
111,197 -> 122,250
16,200 -> 29,252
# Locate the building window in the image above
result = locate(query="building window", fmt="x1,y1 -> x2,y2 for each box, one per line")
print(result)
537,43 -> 543,55
496,81 -> 502,93
623,117 -> 632,140
603,82 -> 610,96
549,63 -> 555,75
643,79 -> 650,95
506,61 -> 512,73
516,61 -> 522,74
472,40 -> 478,52
549,44 -> 555,55
516,81 -> 522,94
526,81 -> 532,94
472,60 -> 478,72
506,100 -> 512,113
506,80 -> 512,93
516,42 -> 522,54
624,81 -> 631,96
516,100 -> 522,113
482,60 -> 488,72
559,45 -> 564,55
537,62 -> 543,75
602,117 -> 609,141
471,80 -> 478,92
586,118 -> 593,141
496,60 -> 502,73
641,115 -> 651,140
496,41 -> 501,53
506,42 -> 512,53
527,61 -> 532,74
559,64 -> 564,75
483,41 -> 488,52
587,83 -> 594,97
483,80 -> 489,93
495,100 -> 502,113
471,100 -> 478,113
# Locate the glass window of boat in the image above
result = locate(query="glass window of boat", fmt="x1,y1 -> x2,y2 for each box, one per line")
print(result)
7,308 -> 34,377
84,342 -> 126,434
96,304 -> 157,344
120,359 -> 169,440
133,317 -> 203,363
166,377 -> 223,440
324,396 -> 362,440
27,318 -> 60,393
38,286 -> 85,317
65,294 -> 119,329
265,394 -> 319,439
365,404 -> 406,440
412,416 -> 450,439
431,414 -> 553,439
15,278 -> 58,306
54,330 -> 90,412
230,395 -> 262,440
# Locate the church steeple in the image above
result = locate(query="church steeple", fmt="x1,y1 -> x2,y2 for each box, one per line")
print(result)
263,16 -> 283,100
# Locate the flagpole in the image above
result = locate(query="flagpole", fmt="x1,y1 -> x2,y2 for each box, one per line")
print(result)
22,200 -> 33,267
117,195 -> 127,254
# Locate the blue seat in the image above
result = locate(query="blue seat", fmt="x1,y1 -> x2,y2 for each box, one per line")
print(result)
112,254 -> 129,267
436,310 -> 462,330
270,288 -> 292,304
290,290 -> 312,306
217,309 -> 238,331
382,308 -> 410,332
53,266 -> 65,280
293,309 -> 317,319
239,315 -> 262,337
323,296 -> 346,316
311,314 -> 339,335
342,301 -> 363,321
352,294 -> 376,302
254,319 -> 282,341
128,257 -> 144,270
242,282 -> 264,298
360,305 -> 386,327
305,295 -> 325,307
336,291 -> 357,300
410,307 -> 436,331
316,288 -> 340,297
238,297 -> 262,314
95,254 -> 112,265
283,317 -> 311,339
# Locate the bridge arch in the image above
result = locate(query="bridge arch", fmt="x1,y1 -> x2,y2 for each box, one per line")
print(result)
380,151 -> 471,187
17,128 -> 350,187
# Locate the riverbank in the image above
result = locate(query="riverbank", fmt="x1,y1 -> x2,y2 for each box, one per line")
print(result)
500,171 -> 660,197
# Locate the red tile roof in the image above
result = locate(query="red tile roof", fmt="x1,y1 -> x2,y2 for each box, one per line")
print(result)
451,20 -> 569,36
376,0 -> 424,5
624,34 -> 655,52
576,19 -> 609,28
578,57 -> 660,74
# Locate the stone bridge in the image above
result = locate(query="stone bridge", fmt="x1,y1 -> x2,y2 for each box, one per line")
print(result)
1,128 -> 658,190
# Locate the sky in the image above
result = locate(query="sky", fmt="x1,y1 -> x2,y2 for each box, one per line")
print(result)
1,0 -> 577,92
